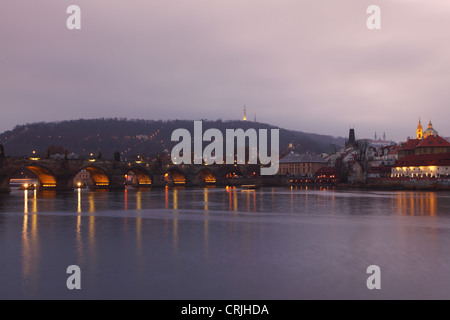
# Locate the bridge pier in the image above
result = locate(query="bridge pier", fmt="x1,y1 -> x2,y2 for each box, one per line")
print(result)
0,173 -> 10,193
151,175 -> 165,187
108,173 -> 126,190
54,175 -> 75,192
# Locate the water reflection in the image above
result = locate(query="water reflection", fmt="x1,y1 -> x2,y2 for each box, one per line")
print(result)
7,187 -> 450,299
14,186 -> 449,287
76,213 -> 83,264
15,187 -> 447,218
233,188 -> 238,212
89,192 -> 95,213
204,188 -> 210,257
77,188 -> 82,213
32,190 -> 37,213
173,188 -> 178,210
124,188 -> 128,211
204,188 -> 208,211
88,215 -> 96,272
395,192 -> 438,216
173,218 -> 178,256
173,188 -> 179,255
136,216 -> 143,273
290,186 -> 293,212
136,191 -> 142,211
24,190 -> 28,213
21,195 -> 39,296
21,213 -> 29,280
165,186 -> 169,209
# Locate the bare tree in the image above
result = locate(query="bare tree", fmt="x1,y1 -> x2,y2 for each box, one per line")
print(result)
354,141 -> 373,174
334,156 -> 349,183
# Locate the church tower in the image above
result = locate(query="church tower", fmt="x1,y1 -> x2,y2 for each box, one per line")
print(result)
417,118 -> 423,140
345,128 -> 356,148
423,119 -> 438,138
243,105 -> 247,121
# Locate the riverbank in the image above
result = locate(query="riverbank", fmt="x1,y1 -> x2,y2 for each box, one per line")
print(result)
335,181 -> 450,191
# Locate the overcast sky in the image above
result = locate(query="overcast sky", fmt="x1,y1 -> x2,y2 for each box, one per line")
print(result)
1,0 -> 449,142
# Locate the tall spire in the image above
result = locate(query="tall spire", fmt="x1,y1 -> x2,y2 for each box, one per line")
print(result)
243,105 -> 247,121
417,118 -> 423,140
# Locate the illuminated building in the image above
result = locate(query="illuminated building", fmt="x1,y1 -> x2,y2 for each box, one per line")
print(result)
398,134 -> 450,159
278,152 -> 326,177
398,138 -> 421,159
417,119 -> 423,140
314,166 -> 338,181
417,118 -> 438,140
399,120 -> 450,159
243,105 -> 247,121
391,153 -> 450,178
423,120 -> 439,139
74,169 -> 90,187
392,119 -> 450,178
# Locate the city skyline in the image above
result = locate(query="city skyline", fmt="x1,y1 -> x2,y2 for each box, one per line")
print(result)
1,1 -> 450,141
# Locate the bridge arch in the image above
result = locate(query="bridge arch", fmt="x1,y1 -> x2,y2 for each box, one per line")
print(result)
73,165 -> 110,188
224,166 -> 244,179
126,166 -> 152,187
197,169 -> 216,185
10,165 -> 57,189
165,168 -> 186,185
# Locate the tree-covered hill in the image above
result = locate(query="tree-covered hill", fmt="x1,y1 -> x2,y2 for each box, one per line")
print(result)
0,118 -> 344,159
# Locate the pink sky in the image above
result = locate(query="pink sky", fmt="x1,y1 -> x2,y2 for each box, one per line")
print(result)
1,0 -> 449,141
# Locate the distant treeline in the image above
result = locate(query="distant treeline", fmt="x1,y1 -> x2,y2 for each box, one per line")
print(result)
0,118 -> 345,159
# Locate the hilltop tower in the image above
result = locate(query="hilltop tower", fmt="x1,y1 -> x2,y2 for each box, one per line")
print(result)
243,105 -> 247,121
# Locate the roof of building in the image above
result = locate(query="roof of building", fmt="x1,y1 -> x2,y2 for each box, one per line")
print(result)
315,166 -> 337,175
416,135 -> 450,148
368,166 -> 393,173
387,146 -> 401,155
279,153 -> 326,164
394,153 -> 450,167
401,139 -> 421,151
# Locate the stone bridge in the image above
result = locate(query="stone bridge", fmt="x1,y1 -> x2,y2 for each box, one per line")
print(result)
0,157 -> 282,193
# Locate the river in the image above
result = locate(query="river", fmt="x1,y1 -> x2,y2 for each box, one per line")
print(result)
0,186 -> 449,299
